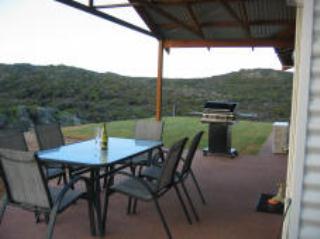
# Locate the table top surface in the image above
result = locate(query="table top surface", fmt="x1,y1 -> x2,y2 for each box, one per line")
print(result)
37,137 -> 162,167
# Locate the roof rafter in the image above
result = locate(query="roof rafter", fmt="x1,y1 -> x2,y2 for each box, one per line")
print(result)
130,0 -> 165,39
239,1 -> 251,37
55,0 -> 155,37
144,2 -> 204,38
274,25 -> 296,39
94,3 -> 139,9
186,3 -> 205,38
160,19 -> 295,30
150,0 -> 247,5
92,0 -> 246,9
220,1 -> 251,38
203,19 -> 295,27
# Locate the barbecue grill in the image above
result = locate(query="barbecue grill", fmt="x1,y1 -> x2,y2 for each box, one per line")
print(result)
201,101 -> 238,158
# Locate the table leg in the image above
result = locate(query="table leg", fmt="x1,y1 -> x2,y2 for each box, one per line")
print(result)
101,165 -> 114,235
90,169 -> 104,237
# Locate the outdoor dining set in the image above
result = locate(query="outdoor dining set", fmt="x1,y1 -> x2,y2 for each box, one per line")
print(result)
0,120 -> 206,239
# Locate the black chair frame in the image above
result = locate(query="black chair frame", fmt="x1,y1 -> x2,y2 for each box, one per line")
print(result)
106,138 -> 189,239
0,151 -> 95,239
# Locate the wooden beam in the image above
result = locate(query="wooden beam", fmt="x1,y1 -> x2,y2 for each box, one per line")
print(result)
156,41 -> 164,121
131,1 -> 164,40
149,0 -> 247,5
163,39 -> 294,48
220,1 -> 251,37
274,25 -> 296,39
95,0 -> 247,8
239,1 -> 251,37
201,19 -> 295,27
55,0 -> 155,38
94,3 -> 139,9
186,3 -> 205,38
161,20 -> 295,29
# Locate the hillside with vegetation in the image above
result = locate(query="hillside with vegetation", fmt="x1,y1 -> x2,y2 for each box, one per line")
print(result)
0,63 -> 293,129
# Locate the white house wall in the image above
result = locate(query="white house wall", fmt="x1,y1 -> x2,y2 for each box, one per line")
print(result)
300,1 -> 320,238
283,0 -> 320,238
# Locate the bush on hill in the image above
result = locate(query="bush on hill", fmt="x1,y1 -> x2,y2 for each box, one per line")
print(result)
0,64 -> 293,129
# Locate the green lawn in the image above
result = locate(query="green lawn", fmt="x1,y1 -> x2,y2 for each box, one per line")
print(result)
63,117 -> 272,155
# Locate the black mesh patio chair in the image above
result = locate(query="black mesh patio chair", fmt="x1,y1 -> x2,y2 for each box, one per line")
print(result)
34,124 -> 69,184
34,124 -> 66,150
131,119 -> 164,167
0,129 -> 28,151
112,120 -> 164,175
34,124 -> 89,183
141,131 -> 206,221
0,148 -> 95,239
119,119 -> 164,214
107,137 -> 189,239
0,129 -> 65,182
0,129 -> 29,179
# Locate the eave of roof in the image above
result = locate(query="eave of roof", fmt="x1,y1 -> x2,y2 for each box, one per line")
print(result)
128,0 -> 296,48
55,0 -> 296,67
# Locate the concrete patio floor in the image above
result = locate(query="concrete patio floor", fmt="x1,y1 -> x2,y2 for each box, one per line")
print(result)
0,136 -> 287,239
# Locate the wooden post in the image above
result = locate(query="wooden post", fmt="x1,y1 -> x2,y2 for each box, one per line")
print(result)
156,40 -> 164,121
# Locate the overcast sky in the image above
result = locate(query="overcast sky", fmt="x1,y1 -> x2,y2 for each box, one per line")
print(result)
0,0 -> 283,78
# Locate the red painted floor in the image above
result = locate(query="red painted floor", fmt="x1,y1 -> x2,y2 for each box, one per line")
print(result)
0,137 -> 287,239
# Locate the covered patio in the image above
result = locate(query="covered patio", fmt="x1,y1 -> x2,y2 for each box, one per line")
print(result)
0,135 -> 287,239
0,0 -> 298,238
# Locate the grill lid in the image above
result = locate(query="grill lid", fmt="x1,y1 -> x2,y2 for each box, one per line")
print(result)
204,101 -> 237,112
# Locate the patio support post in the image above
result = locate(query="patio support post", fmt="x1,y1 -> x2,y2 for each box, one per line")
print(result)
156,40 -> 164,121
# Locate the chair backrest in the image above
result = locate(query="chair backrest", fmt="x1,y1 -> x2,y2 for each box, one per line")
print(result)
0,148 -> 51,209
135,120 -> 164,141
181,131 -> 204,176
35,124 -> 65,150
0,129 -> 28,151
157,137 -> 188,190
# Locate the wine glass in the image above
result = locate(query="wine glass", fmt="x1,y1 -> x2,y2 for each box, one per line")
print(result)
95,127 -> 102,145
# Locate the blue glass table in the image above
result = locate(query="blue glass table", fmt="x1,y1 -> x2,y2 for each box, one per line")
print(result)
37,137 -> 162,167
37,137 -> 163,236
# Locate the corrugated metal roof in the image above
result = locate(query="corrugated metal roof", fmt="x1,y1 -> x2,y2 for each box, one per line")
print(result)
129,0 -> 296,66
55,0 -> 297,66
129,0 -> 296,42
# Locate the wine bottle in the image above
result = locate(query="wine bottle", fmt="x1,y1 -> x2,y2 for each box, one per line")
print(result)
100,122 -> 108,150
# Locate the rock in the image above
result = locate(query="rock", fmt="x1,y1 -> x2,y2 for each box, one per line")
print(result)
0,113 -> 7,128
36,107 -> 58,124
16,105 -> 33,130
58,112 -> 81,126
0,105 -> 81,130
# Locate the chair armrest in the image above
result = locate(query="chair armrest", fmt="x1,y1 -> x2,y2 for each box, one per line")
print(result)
47,176 -> 92,235
52,176 -> 90,207
0,194 -> 8,224
151,148 -> 165,166
161,147 -> 169,154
